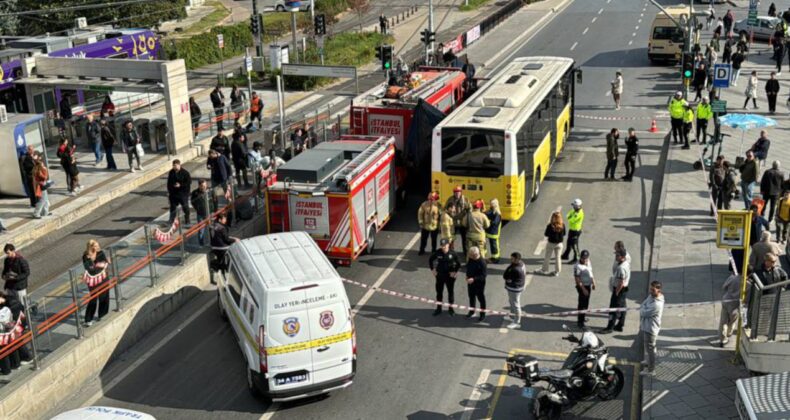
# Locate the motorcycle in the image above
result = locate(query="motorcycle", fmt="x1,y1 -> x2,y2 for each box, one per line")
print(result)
506,324 -> 625,419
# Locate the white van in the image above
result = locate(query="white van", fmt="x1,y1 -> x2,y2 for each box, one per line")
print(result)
217,231 -> 356,402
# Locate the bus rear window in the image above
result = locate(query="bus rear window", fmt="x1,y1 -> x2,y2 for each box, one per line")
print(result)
441,128 -> 504,177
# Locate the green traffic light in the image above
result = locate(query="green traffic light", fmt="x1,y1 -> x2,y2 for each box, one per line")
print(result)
384,62 -> 391,69
684,70 -> 692,78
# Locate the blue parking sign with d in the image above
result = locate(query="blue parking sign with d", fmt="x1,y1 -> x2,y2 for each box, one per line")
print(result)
713,64 -> 731,89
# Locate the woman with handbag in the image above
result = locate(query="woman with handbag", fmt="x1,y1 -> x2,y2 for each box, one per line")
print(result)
82,239 -> 111,326
32,159 -> 50,219
57,136 -> 81,196
121,120 -> 143,173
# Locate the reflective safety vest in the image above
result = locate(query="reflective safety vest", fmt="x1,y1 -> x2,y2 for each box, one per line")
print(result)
696,103 -> 713,120
567,208 -> 584,231
683,108 -> 695,124
250,96 -> 262,113
669,98 -> 687,119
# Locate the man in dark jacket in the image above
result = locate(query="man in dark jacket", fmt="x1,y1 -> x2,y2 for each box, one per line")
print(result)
231,133 -> 251,188
86,114 -> 103,165
20,146 -> 37,207
121,120 -> 143,172
100,119 -> 117,170
750,131 -> 771,166
503,252 -> 526,329
210,84 -> 225,131
207,148 -> 232,197
605,128 -> 619,180
756,253 -> 788,294
765,72 -> 781,113
167,159 -> 192,225
429,239 -> 461,316
210,133 -> 231,160
623,128 -> 639,181
760,160 -> 785,223
0,291 -> 33,374
740,151 -> 758,209
2,244 -> 29,300
190,179 -> 215,246
750,204 -> 770,246
210,212 -> 238,273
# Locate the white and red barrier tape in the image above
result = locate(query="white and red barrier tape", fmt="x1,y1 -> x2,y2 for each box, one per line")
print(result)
154,219 -> 180,244
0,314 -> 25,346
83,268 -> 107,288
574,112 -> 669,122
341,278 -> 736,318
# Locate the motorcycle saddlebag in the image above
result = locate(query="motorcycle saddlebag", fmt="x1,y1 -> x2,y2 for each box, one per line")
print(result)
507,354 -> 539,382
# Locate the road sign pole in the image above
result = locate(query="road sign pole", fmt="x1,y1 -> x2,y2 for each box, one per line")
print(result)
246,47 -> 253,100
218,34 -> 225,86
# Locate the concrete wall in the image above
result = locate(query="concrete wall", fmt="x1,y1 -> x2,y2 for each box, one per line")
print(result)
160,60 -> 193,152
740,335 -> 790,373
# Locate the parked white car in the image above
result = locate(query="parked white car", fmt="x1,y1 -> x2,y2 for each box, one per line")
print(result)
733,16 -> 781,41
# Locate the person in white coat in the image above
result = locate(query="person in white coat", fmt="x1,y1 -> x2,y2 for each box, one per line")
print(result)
639,281 -> 665,376
611,71 -> 623,110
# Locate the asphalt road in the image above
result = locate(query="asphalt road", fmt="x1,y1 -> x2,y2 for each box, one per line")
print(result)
48,0 -> 685,418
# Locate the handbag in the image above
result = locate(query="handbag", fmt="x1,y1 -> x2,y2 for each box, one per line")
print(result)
41,179 -> 54,191
135,142 -> 145,158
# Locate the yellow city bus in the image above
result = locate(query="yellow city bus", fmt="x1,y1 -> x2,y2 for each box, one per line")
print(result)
430,56 -> 576,221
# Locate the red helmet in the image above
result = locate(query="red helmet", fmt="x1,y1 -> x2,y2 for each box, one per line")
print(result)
453,185 -> 463,193
473,199 -> 484,209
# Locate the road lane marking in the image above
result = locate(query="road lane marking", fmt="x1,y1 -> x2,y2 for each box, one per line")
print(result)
632,32 -> 637,37
629,40 -> 633,45
460,369 -> 491,420
351,233 -> 420,316
605,90 -> 611,96
598,8 -> 603,14
577,153 -> 585,163
487,364 -> 509,419
582,27 -> 589,35
607,0 -> 611,3
259,405 -> 280,420
643,391 -> 669,411
533,238 -> 547,255
678,363 -> 704,382
591,17 -> 597,23
570,41 -> 578,51
565,182 -> 573,191
635,25 -> 639,30
638,18 -> 642,23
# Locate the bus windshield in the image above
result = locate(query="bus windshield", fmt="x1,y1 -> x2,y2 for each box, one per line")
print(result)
652,26 -> 683,42
441,128 -> 505,177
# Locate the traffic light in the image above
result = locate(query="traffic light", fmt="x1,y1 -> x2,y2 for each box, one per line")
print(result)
682,52 -> 694,83
250,14 -> 260,35
375,45 -> 382,61
420,29 -> 435,46
381,45 -> 393,70
314,14 -> 326,36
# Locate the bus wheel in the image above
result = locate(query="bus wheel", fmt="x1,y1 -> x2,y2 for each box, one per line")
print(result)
365,225 -> 376,254
531,170 -> 541,202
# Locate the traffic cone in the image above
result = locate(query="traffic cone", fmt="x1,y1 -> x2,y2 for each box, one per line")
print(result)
649,119 -> 659,133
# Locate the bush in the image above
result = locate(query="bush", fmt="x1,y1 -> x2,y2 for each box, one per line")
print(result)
164,23 -> 253,69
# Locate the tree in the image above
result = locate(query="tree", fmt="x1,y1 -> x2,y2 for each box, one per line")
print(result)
0,0 -> 19,35
348,0 -> 369,32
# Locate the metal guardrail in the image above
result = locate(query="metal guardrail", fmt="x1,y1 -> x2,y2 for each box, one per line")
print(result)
747,276 -> 790,341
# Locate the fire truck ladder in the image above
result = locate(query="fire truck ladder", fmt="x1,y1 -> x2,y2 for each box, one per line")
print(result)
401,72 -> 453,103
332,137 -> 394,183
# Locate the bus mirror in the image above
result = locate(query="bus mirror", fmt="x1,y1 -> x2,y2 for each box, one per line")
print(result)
575,69 -> 583,84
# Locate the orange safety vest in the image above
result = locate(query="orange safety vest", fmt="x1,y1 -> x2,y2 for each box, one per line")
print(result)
250,96 -> 262,113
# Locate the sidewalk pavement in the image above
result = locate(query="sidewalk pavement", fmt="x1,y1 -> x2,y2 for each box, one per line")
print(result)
640,40 -> 790,420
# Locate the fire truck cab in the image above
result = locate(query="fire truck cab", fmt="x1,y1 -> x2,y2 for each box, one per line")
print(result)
265,135 -> 396,265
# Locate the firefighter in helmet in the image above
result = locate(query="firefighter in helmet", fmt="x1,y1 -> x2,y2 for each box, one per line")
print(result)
485,198 -> 503,263
463,199 -> 490,258
418,191 -> 441,255
445,185 -> 472,254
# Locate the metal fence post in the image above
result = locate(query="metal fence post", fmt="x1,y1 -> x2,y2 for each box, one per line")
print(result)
110,247 -> 123,312
750,287 -> 763,340
143,225 -> 158,287
204,189 -> 213,249
768,290 -> 782,341
22,297 -> 40,370
231,178 -> 239,222
68,269 -> 84,339
177,207 -> 187,265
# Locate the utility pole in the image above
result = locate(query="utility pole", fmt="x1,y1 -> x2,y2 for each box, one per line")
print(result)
291,8 -> 299,63
252,0 -> 264,57
310,0 -> 315,23
428,0 -> 435,57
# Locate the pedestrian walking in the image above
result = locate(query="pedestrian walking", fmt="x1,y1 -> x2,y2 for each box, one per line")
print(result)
2,244 -> 29,301
86,114 -> 102,165
379,13 -> 388,35
463,200 -> 490,258
705,45 -> 718,67
231,133 -> 252,188
774,33 -> 786,73
248,92 -> 263,130
755,253 -> 788,293
611,71 -> 623,110
740,151 -> 759,209
167,159 -> 192,225
100,95 -> 115,118
750,204 -> 770,246
291,128 -> 306,155
714,17 -> 724,38
82,239 -> 110,326
562,199 -> 584,263
100,119 -> 117,171
721,160 -> 737,211
722,38 -> 733,63
210,212 -> 240,274
59,95 -> 73,141
539,211 -> 565,276
706,5 -> 716,30
623,128 -> 639,181
750,131 -> 771,168
749,231 -> 782,271
604,128 -> 620,180
710,155 -> 726,214
418,192 -> 441,255
668,92 -> 687,145
600,247 -> 631,333
207,149 -> 233,201
429,239 -> 460,316
121,120 -> 143,173
681,105 -> 694,149
210,132 -> 231,160
503,252 -> 526,329
573,250 -> 595,329
0,291 -> 32,375
743,71 -> 759,110
695,98 -> 712,144
693,63 -> 708,102
190,179 -> 215,246
229,84 -> 245,125
445,186 -> 472,254
731,48 -> 744,85
638,281 -> 665,376
769,2 -> 777,17
20,146 -> 36,208
724,9 -> 735,36
465,246 -> 487,322
485,199 -> 502,263
210,84 -> 226,132
719,268 -> 741,347
189,96 -> 202,138
776,190 -> 790,243
31,158 -> 50,219
440,203 -> 456,251
56,136 -> 81,196
760,160 -> 784,222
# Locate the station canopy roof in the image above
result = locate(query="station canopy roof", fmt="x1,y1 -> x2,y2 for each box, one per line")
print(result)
15,76 -> 164,94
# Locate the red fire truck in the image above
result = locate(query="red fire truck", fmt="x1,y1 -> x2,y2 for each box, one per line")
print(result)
265,135 -> 396,265
349,68 -> 467,198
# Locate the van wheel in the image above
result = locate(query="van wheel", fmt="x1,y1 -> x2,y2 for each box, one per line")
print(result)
247,368 -> 262,397
276,5 -> 285,12
217,292 -> 228,322
365,225 -> 376,254
531,169 -> 541,202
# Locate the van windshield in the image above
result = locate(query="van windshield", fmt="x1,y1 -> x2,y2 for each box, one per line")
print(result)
652,26 -> 684,42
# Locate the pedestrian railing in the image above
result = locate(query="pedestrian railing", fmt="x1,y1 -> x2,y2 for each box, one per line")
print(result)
0,181 -> 265,387
746,276 -> 790,342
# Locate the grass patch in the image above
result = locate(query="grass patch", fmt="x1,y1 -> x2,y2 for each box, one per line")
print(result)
180,1 -> 231,36
459,0 -> 491,12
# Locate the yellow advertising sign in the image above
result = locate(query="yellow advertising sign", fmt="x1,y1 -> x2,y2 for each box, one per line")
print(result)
716,210 -> 751,249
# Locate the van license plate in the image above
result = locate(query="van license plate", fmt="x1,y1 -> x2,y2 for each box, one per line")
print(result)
276,373 -> 308,385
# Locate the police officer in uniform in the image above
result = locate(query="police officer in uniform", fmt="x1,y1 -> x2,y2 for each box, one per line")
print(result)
668,91 -> 688,145
695,97 -> 713,144
445,186 -> 472,254
429,239 -> 461,316
682,105 -> 694,149
418,191 -> 441,255
562,198 -> 585,264
463,199 -> 490,258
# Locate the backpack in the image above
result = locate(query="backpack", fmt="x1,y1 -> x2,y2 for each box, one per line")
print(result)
723,169 -> 737,194
713,166 -> 726,186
